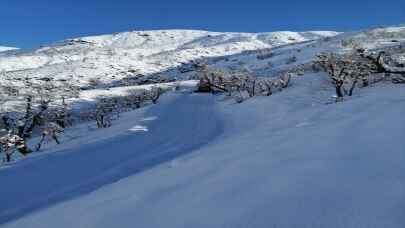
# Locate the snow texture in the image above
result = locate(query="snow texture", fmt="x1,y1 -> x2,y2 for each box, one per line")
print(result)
1,26 -> 405,228
0,47 -> 17,52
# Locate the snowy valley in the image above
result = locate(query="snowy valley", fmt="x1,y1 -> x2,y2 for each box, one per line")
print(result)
0,26 -> 405,228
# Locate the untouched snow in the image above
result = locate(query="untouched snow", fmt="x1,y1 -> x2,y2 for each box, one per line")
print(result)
0,92 -> 223,224
0,30 -> 338,86
1,74 -> 405,228
1,26 -> 405,228
0,47 -> 17,52
1,26 -> 404,90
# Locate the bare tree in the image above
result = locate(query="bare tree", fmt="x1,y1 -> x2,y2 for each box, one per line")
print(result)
0,72 -> 80,157
258,79 -> 274,96
149,87 -> 163,104
280,73 -> 292,89
315,48 -> 405,102
0,133 -> 23,162
195,65 -> 293,103
285,56 -> 297,64
36,122 -> 63,151
95,97 -> 116,128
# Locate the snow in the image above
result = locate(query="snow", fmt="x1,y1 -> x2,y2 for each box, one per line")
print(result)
0,91 -> 223,224
0,47 -> 17,52
0,30 -> 338,86
1,26 -> 405,227
1,73 -> 405,228
78,80 -> 197,102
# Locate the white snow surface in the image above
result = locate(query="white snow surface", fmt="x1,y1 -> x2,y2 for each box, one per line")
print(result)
1,26 -> 405,228
1,73 -> 405,228
0,47 -> 17,52
0,30 -> 338,86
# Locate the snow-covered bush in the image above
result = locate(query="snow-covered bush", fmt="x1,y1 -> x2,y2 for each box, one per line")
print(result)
341,39 -> 360,49
0,77 -> 79,158
257,51 -> 274,60
149,86 -> 163,104
88,77 -> 104,88
195,65 -> 292,103
285,56 -> 297,64
315,47 -> 405,101
92,87 -> 166,128
36,122 -> 63,151
94,97 -> 117,128
0,133 -> 24,162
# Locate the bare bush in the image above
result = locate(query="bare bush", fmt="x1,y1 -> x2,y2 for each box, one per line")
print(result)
92,87 -> 166,128
285,56 -> 297,64
0,76 -> 79,160
149,87 -> 164,104
257,51 -> 274,60
0,133 -> 23,162
315,48 -> 405,101
94,97 -> 117,128
195,65 -> 292,103
88,77 -> 103,88
36,122 -> 63,151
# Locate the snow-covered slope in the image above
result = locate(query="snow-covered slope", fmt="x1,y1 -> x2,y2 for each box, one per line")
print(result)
0,30 -> 338,86
0,47 -> 17,52
1,74 -> 404,228
1,26 -> 405,228
1,27 -> 405,89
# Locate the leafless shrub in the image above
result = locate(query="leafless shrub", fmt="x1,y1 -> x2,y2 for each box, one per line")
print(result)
315,48 -> 405,101
195,65 -> 292,103
341,39 -> 360,49
91,86 -> 166,128
36,122 -> 63,151
285,56 -> 297,64
392,76 -> 405,84
88,77 -> 103,88
94,97 -> 116,128
149,86 -> 164,104
257,51 -> 274,60
0,133 -> 23,162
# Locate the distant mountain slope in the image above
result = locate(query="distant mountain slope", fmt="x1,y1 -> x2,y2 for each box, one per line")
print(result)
1,26 -> 405,90
0,46 -> 18,52
0,30 -> 338,86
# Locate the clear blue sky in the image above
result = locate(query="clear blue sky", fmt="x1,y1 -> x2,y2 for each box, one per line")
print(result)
1,0 -> 405,48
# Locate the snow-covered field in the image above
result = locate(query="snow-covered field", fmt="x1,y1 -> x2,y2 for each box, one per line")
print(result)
0,26 -> 405,227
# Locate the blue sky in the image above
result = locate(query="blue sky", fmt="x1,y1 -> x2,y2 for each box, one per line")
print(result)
1,0 -> 405,48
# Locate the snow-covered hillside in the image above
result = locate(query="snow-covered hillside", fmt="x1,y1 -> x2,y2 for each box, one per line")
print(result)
0,26 -> 405,228
0,30 -> 338,86
2,27 -> 404,90
0,47 -> 17,52
1,74 -> 405,228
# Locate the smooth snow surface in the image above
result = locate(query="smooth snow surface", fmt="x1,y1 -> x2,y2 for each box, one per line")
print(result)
0,93 -> 222,224
1,74 -> 405,228
0,47 -> 17,52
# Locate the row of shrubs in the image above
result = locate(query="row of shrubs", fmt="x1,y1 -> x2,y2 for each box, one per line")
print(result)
0,82 -> 165,163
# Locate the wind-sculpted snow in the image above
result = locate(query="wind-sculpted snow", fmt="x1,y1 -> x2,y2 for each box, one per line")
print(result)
0,47 -> 17,52
0,93 -> 223,225
1,26 -> 405,228
2,74 -> 405,228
